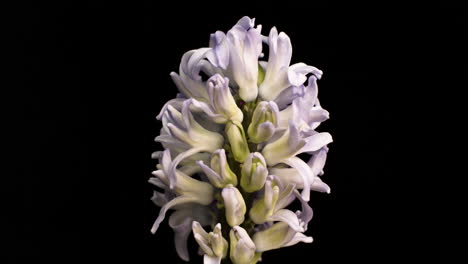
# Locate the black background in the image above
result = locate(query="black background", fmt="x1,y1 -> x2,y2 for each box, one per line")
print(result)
9,1 -> 465,263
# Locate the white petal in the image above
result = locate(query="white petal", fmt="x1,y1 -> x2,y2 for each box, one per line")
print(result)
310,176 -> 331,194
308,148 -> 328,175
168,147 -> 204,189
156,98 -> 185,120
274,183 -> 296,210
262,122 -> 306,166
252,222 -> 296,252
197,160 -> 224,188
287,63 -> 318,86
294,189 -> 313,226
270,167 -> 303,188
282,232 -> 313,247
207,31 -> 229,69
282,156 -> 312,201
189,98 -> 227,123
148,174 -> 167,189
278,105 -> 293,130
222,186 -> 246,226
204,255 -> 221,264
258,28 -> 293,101
300,132 -> 333,154
269,209 -> 304,232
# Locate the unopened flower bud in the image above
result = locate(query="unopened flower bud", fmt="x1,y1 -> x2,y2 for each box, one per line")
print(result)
225,120 -> 250,162
249,178 -> 279,224
229,226 -> 260,264
240,152 -> 268,192
222,185 -> 246,227
247,101 -> 279,143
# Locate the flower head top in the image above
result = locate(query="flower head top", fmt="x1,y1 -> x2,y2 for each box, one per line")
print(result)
150,16 -> 332,264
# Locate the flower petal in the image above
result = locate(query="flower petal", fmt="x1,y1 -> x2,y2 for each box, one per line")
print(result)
262,122 -> 306,166
311,176 -> 331,193
189,98 -> 227,124
269,209 -> 304,232
308,148 -> 328,175
204,255 -> 221,264
282,156 -> 312,201
258,28 -> 293,101
207,31 -> 229,69
282,232 -> 313,247
294,189 -> 313,227
252,222 -> 296,252
300,132 -> 333,154
150,191 -> 168,207
168,147 -> 204,189
288,63 -> 322,86
156,98 -> 185,120
168,210 -> 194,261
222,185 -> 246,226
150,195 -> 198,234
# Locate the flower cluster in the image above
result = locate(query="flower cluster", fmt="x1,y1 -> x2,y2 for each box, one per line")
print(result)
150,16 -> 332,264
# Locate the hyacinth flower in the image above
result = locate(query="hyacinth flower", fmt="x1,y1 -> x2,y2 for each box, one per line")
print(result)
150,16 -> 333,263
193,222 -> 229,263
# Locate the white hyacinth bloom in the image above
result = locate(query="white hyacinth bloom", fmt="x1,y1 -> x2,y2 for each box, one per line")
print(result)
193,222 -> 228,264
150,16 -> 333,263
258,27 -> 322,101
207,16 -> 263,102
190,73 -> 244,124
149,150 -> 214,235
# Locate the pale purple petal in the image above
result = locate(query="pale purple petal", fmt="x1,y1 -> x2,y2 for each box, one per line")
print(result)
168,147 -> 204,189
196,160 -> 223,188
236,16 -> 255,30
308,147 -> 328,175
150,191 -> 168,207
283,156 -> 312,201
294,189 -> 313,226
207,31 -> 229,69
189,98 -> 227,123
168,210 -> 193,261
156,98 -> 185,120
300,132 -> 333,154
150,196 -> 197,234
258,28 -> 293,101
310,176 -> 331,193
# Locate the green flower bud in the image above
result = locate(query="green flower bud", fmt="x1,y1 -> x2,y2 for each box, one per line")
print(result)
249,179 -> 279,224
230,226 -> 260,264
225,120 -> 250,163
240,152 -> 268,193
247,101 -> 279,143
